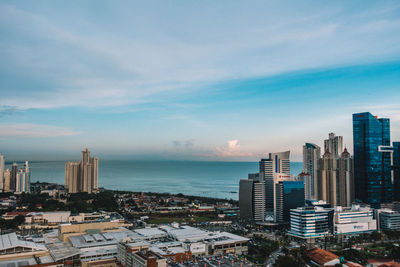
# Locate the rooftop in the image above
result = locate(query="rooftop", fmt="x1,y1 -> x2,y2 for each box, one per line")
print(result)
0,232 -> 46,251
305,248 -> 339,265
46,242 -> 80,262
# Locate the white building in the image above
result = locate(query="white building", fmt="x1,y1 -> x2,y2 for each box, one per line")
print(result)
334,205 -> 376,235
288,206 -> 333,239
15,161 -> 30,193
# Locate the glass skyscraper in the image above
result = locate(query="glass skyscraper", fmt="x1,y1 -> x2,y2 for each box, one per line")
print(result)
353,112 -> 392,207
393,142 -> 400,201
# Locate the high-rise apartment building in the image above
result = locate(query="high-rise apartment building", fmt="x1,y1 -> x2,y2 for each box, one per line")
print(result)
0,154 -> 4,191
259,151 -> 290,221
10,163 -> 18,192
65,148 -> 99,193
353,112 -> 393,207
3,169 -> 10,192
302,143 -> 320,200
394,142 -> 400,201
337,148 -> 355,207
317,151 -> 337,206
324,133 -> 343,158
317,148 -> 354,207
15,161 -> 30,193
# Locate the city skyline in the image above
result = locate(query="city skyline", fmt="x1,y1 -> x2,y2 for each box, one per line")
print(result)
1,1 -> 400,161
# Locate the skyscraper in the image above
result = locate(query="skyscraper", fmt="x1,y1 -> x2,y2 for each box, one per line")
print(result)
3,169 -> 10,192
302,143 -> 320,200
353,112 -> 393,207
15,161 -> 30,193
0,154 -> 4,191
65,148 -> 99,193
239,176 -> 266,222
317,148 -> 354,207
393,142 -> 400,201
317,150 -> 338,206
275,180 -> 305,223
338,148 -> 355,207
259,151 -> 290,221
10,163 -> 18,192
324,133 -> 343,158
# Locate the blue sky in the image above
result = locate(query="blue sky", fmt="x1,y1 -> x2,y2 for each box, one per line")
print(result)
0,0 -> 400,161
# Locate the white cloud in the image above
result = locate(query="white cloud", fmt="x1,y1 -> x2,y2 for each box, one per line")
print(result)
214,140 -> 253,158
0,124 -> 81,138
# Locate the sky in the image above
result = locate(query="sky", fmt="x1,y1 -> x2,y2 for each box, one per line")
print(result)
0,0 -> 400,161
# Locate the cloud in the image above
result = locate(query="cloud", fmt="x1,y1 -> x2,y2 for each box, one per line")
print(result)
214,140 -> 253,158
172,139 -> 196,150
0,105 -> 21,117
0,2 -> 400,110
0,123 -> 81,138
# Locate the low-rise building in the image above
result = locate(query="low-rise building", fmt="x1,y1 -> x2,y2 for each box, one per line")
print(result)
58,220 -> 132,242
117,241 -> 167,267
24,211 -> 71,228
305,247 -> 363,267
378,210 -> 400,231
334,205 -> 376,235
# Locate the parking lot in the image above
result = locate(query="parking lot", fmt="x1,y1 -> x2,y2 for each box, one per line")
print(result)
168,254 -> 253,267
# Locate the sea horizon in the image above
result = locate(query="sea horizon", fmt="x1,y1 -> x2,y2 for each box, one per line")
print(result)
5,160 -> 303,200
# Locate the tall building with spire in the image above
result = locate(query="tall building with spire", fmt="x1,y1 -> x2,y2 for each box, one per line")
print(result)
324,133 -> 343,158
302,143 -> 320,200
317,133 -> 354,207
65,148 -> 99,193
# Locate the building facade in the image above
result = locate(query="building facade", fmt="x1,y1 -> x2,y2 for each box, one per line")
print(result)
334,205 -> 376,235
10,163 -> 18,192
378,210 -> 400,231
317,147 -> 354,207
275,180 -> 305,223
288,206 -> 333,239
259,151 -> 290,222
15,161 -> 30,193
239,178 -> 265,222
394,142 -> 400,201
0,154 -> 4,191
324,133 -> 343,158
65,148 -> 99,193
303,143 -> 320,200
353,112 -> 393,207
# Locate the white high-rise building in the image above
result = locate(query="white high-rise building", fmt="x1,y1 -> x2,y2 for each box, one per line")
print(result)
302,143 -> 320,200
15,161 -> 30,193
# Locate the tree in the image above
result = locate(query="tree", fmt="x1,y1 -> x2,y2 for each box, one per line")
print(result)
275,255 -> 305,267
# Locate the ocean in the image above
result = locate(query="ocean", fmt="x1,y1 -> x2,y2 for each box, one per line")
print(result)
5,161 -> 303,200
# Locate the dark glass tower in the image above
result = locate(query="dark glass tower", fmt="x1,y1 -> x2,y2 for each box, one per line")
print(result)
393,142 -> 400,201
353,112 -> 392,207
